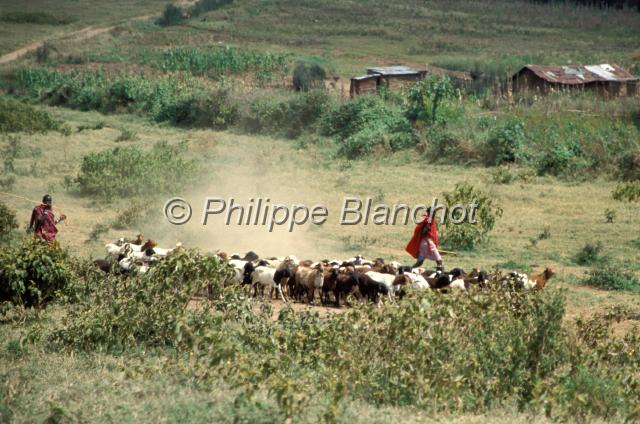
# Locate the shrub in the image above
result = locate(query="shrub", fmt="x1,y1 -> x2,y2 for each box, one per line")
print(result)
617,150 -> 640,181
292,61 -> 327,92
321,95 -> 416,159
157,3 -> 186,26
536,139 -> 590,178
49,249 -> 234,350
73,141 -> 197,200
162,91 -> 238,129
581,260 -> 640,292
0,239 -> 74,307
612,181 -> 640,203
439,182 -> 503,250
575,241 -> 605,265
0,97 -> 60,133
405,76 -> 455,124
0,201 -> 18,242
483,119 -> 525,166
246,90 -> 332,138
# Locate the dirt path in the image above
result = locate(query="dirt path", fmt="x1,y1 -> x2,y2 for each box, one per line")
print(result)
0,18 -> 153,65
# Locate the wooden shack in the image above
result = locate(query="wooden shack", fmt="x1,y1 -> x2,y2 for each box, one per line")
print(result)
349,74 -> 380,97
350,65 -> 427,97
512,64 -> 638,98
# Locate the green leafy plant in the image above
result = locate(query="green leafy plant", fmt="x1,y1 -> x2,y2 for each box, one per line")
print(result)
612,181 -> 640,203
0,97 -> 60,133
581,260 -> 640,292
73,141 -> 197,200
0,239 -> 74,307
484,119 -> 525,166
440,182 -> 503,250
405,76 -> 455,124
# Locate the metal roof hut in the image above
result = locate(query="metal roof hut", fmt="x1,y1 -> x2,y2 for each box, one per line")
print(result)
350,66 -> 427,97
367,66 -> 427,91
512,64 -> 638,98
349,74 -> 380,97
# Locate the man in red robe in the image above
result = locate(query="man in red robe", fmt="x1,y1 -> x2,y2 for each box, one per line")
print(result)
29,194 -> 66,243
405,208 -> 443,272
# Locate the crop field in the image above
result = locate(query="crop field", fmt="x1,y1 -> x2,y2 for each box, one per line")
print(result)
1,0 -> 640,422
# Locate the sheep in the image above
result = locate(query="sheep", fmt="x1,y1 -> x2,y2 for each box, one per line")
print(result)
321,267 -> 340,305
333,272 -> 359,307
249,266 -> 285,301
274,267 -> 294,301
364,271 -> 396,302
295,264 -> 325,304
105,242 -> 127,256
354,272 -> 391,306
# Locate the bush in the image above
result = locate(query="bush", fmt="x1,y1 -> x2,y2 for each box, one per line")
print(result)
73,141 -> 197,200
321,95 -> 417,159
612,181 -> 640,203
0,201 -> 18,242
246,90 -> 332,138
162,91 -> 238,129
575,241 -> 605,265
0,97 -> 60,133
617,150 -> 640,181
439,182 -> 503,250
49,249 -> 234,350
483,119 -> 525,166
0,239 -> 74,307
536,139 -> 590,178
581,260 -> 640,292
157,3 -> 186,26
405,76 -> 455,124
292,61 -> 327,92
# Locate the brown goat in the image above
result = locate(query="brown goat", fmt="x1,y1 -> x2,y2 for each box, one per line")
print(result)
528,267 -> 555,290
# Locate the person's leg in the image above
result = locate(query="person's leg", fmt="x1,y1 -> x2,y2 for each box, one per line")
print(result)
412,238 -> 428,269
427,238 -> 444,272
412,256 -> 425,269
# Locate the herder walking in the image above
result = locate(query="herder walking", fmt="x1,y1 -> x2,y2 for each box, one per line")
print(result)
29,194 -> 66,243
406,208 -> 443,272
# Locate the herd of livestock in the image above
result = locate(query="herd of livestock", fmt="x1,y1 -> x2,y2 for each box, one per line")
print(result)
97,235 -> 556,307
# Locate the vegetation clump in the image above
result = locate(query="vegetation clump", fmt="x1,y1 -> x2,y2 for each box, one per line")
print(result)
73,141 -> 197,200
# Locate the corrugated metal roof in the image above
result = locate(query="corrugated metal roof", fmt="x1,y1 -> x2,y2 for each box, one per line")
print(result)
351,74 -> 379,81
515,64 -> 638,85
367,66 -> 425,76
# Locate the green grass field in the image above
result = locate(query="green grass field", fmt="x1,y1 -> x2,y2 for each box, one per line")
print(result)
1,0 -> 640,422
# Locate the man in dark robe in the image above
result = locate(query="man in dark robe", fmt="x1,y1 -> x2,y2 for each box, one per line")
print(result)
29,194 -> 66,243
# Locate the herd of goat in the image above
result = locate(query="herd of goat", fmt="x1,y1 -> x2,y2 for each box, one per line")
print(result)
96,235 -> 556,307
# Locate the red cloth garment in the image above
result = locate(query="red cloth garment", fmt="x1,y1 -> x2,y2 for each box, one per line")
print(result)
405,214 -> 439,258
31,204 -> 58,242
